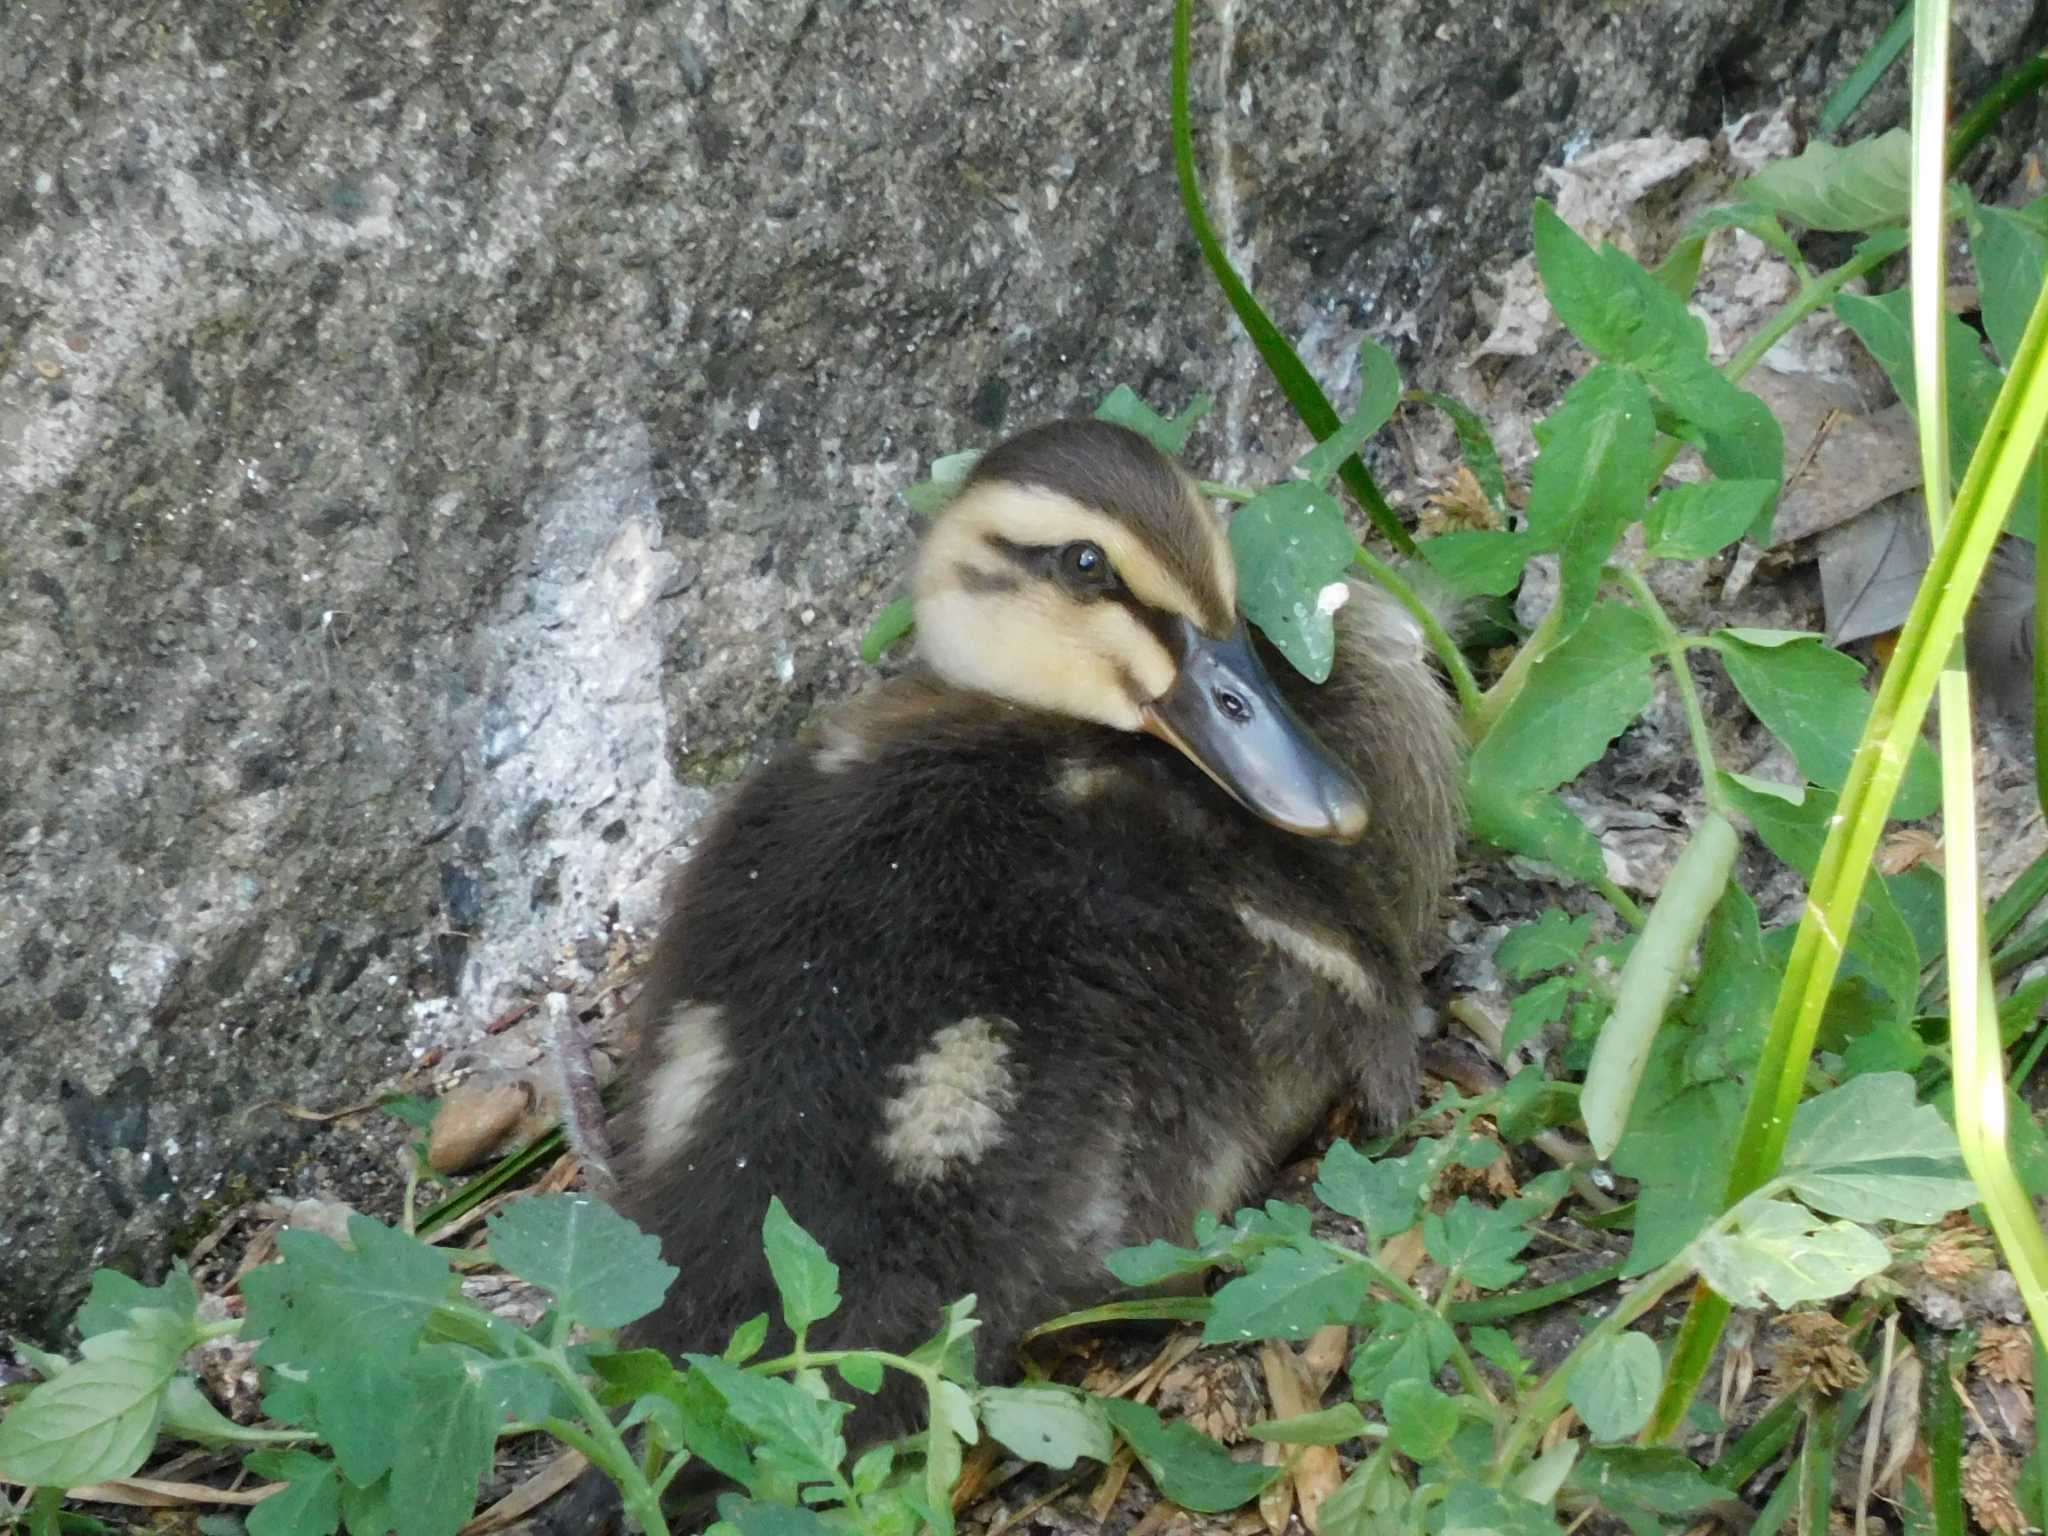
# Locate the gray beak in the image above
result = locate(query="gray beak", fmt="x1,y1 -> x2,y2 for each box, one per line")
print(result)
1140,618 -> 1369,843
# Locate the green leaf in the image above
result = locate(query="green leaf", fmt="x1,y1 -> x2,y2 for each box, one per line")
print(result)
1519,364 -> 1658,637
339,1472 -> 398,1536
1313,1138 -> 1429,1240
725,1312 -> 770,1364
725,1501 -> 836,1536
1970,197 -> 2048,369
1409,391 -> 1510,515
1567,1447 -> 1730,1515
1644,479 -> 1776,561
310,1355 -> 408,1486
1780,1072 -> 1977,1222
836,1355 -> 884,1395
1245,1403 -> 1373,1446
1382,1378 -> 1458,1462
246,1451 -> 342,1536
1691,1198 -> 1891,1308
1712,630 -> 1939,818
1472,603 -> 1658,797
1229,481 -> 1359,683
75,1266 -> 200,1341
1202,1246 -> 1373,1344
1653,231 -> 1708,300
850,1444 -> 896,1496
1438,1482 -> 1567,1536
1468,1327 -> 1534,1385
1567,1331 -> 1663,1441
1504,976 -> 1571,1056
922,1419 -> 962,1536
1348,1304 -> 1457,1404
1095,387 -> 1212,457
687,1355 -> 849,1485
1423,1198 -> 1529,1291
1532,202 -> 1783,502
0,1310 -> 186,1488
902,450 -> 981,515
243,1215 -> 458,1374
905,1295 -> 981,1387
485,1195 -> 675,1331
1496,909 -> 1596,980
593,1351 -> 757,1488
1835,288 -> 2035,541
1297,341 -> 1402,485
976,1385 -> 1112,1470
159,1376 -> 250,1448
1467,782 -> 1610,885
759,1197 -> 841,1334
1737,129 -> 1911,232
1101,1400 -> 1278,1513
1417,529 -> 1530,599
1613,1073 -> 1745,1280
860,597 -> 916,664
387,1349 -> 496,1536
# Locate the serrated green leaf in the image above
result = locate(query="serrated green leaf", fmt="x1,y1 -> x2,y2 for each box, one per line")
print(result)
1469,1327 -> 1534,1384
1202,1247 -> 1373,1344
1712,630 -> 1939,817
1245,1403 -> 1373,1446
246,1451 -> 342,1536
687,1355 -> 849,1485
759,1197 -> 841,1334
850,1443 -> 896,1495
0,1313 -> 185,1488
1297,341 -> 1402,485
1970,197 -> 2048,369
1466,781 -> 1610,884
905,1296 -> 980,1386
1686,203 -> 1807,268
485,1194 -> 676,1331
244,1216 -> 457,1374
1691,1198 -> 1891,1308
593,1351 -> 756,1488
1504,976 -> 1571,1056
1737,130 -> 1911,232
1567,1331 -> 1662,1441
1230,481 -> 1358,682
1382,1379 -> 1458,1462
725,1501 -> 836,1536
310,1354 -> 407,1486
1520,365 -> 1658,636
389,1349 -> 496,1536
1094,387 -> 1211,457
1496,909 -> 1595,980
859,597 -> 916,664
1313,1139 -> 1428,1240
1472,601 -> 1658,798
159,1376 -> 248,1448
1348,1303 -> 1457,1404
1781,1072 -> 1976,1222
977,1385 -> 1112,1469
1645,479 -> 1777,561
1424,1198 -> 1529,1291
725,1312 -> 770,1364
75,1266 -> 201,1342
1102,1400 -> 1278,1513
339,1471 -> 397,1536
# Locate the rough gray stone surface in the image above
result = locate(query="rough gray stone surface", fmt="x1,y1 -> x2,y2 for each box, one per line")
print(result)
0,0 -> 1995,1331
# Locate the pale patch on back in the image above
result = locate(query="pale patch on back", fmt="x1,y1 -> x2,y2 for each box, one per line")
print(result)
1055,758 -> 1124,805
877,1017 -> 1018,1184
1197,1135 -> 1259,1216
1236,904 -> 1385,1012
638,1002 -> 732,1165
812,714 -> 871,774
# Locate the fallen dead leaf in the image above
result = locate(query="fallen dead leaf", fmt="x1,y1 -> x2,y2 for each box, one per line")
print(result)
460,1450 -> 589,1534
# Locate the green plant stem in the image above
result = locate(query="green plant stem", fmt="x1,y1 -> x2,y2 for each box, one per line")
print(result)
1443,1259 -> 1625,1324
1470,601 -> 1564,743
2036,433 -> 2048,814
523,1339 -> 670,1536
1170,0 -> 1414,557
1615,566 -> 1728,815
1330,1249 -> 1500,1413
1353,546 -> 1484,717
2012,1015 -> 2048,1090
1723,237 -> 1907,386
1948,51 -> 2048,171
1199,480 -> 1254,504
753,1346 -> 934,1385
1650,225 -> 2048,1452
1921,1330 -> 1967,1536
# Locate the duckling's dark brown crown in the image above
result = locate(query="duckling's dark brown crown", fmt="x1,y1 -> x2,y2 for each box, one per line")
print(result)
964,419 -> 1232,635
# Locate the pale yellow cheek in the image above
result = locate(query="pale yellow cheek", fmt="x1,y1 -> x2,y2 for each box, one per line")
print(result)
916,591 -> 1173,730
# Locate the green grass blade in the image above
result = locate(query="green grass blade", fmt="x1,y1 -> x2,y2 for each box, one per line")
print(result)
1170,0 -> 1414,556
1818,5 -> 1913,137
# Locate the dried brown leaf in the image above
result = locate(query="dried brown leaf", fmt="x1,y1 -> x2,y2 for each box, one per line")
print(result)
1964,1445 -> 2026,1536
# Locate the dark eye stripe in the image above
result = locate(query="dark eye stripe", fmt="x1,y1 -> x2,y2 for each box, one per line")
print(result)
956,564 -> 1024,594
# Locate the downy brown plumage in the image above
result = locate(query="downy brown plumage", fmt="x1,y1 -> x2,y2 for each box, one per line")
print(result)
617,417 -> 1462,1464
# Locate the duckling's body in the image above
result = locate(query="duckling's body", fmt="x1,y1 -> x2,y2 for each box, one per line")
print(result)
617,421 -> 1461,1428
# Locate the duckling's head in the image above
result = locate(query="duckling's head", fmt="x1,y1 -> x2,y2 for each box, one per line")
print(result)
913,419 -> 1370,842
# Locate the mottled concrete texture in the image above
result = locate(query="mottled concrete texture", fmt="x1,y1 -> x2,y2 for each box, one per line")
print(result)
0,0 -> 2012,1330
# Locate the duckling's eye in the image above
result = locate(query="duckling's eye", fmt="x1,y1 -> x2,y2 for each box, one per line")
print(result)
1058,541 -> 1115,589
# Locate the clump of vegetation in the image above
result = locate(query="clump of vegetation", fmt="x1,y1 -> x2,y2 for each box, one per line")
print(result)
9,0 -> 2048,1531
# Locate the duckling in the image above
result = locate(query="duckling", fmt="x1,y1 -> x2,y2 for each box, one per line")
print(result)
618,418 -> 1462,1437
